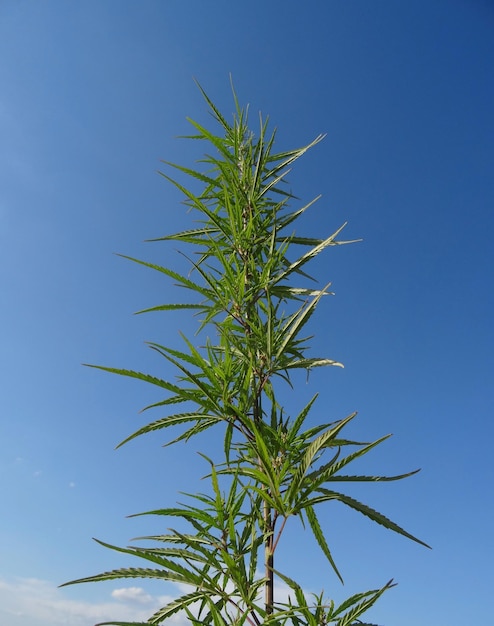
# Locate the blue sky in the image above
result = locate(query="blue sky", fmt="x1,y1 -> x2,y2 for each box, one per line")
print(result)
1,1 -> 493,624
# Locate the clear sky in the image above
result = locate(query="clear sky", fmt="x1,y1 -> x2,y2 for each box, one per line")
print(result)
1,1 -> 493,624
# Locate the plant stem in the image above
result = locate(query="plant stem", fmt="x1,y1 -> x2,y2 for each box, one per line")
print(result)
264,502 -> 274,615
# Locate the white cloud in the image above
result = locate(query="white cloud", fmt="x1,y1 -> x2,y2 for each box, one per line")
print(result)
0,576 -> 185,626
111,585 -> 153,604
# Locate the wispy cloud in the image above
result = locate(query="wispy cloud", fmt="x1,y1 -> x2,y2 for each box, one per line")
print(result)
111,585 -> 154,604
0,576 -> 186,626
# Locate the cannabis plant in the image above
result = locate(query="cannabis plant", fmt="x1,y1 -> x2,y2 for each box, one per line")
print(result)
64,83 -> 428,625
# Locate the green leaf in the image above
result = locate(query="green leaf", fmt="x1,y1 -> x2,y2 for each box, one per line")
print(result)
83,364 -> 186,396
135,303 -> 207,314
305,505 -> 343,583
146,590 -> 211,624
116,413 -> 221,448
317,489 -> 432,549
274,282 -> 332,363
285,412 -> 357,509
303,435 -> 392,488
95,622 -> 149,626
272,224 -> 348,284
333,580 -> 395,625
284,357 -> 344,370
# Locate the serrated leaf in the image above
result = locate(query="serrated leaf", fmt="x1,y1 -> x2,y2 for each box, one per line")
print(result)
318,489 -> 431,548
305,505 -> 343,583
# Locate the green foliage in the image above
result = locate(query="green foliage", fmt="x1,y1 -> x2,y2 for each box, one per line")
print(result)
63,82 -> 429,625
